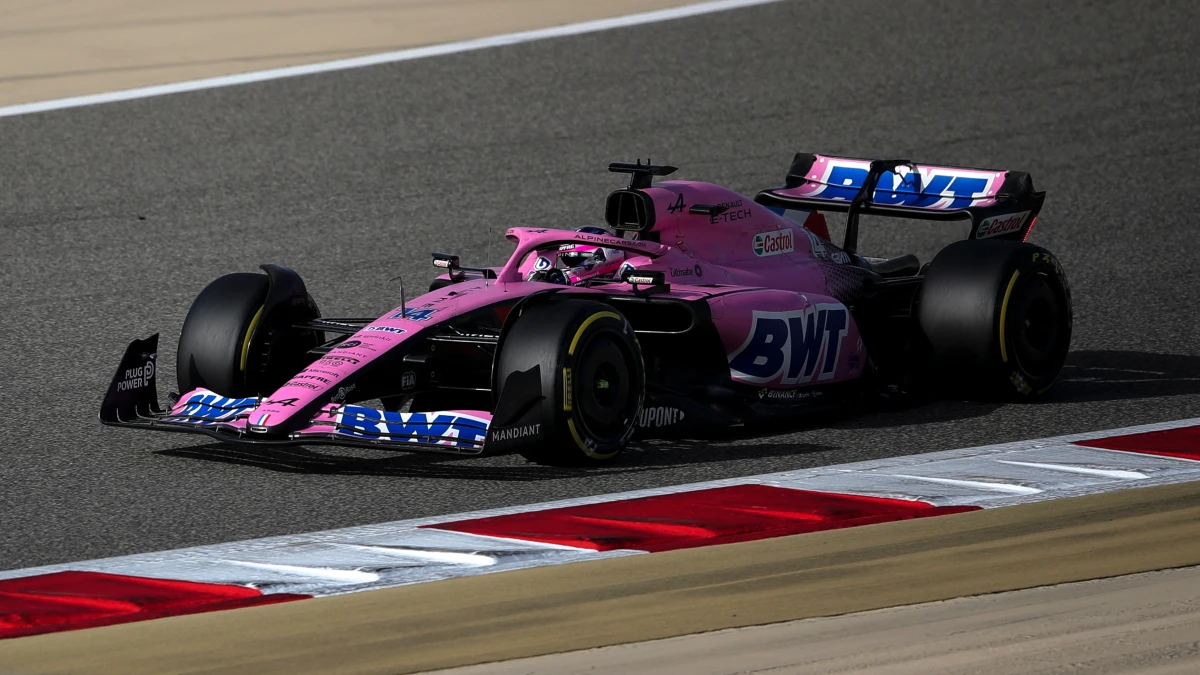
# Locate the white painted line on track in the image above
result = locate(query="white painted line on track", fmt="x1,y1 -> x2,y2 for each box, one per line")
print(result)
3,416 -> 1199,599
0,0 -> 787,119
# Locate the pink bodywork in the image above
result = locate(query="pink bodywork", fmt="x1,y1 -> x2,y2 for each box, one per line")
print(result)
178,166 -> 961,433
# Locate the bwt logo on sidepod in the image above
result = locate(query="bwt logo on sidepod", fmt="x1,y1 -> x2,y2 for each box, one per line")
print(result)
729,305 -> 849,383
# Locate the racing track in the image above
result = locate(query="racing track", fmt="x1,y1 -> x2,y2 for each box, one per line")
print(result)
1,0 -> 1198,570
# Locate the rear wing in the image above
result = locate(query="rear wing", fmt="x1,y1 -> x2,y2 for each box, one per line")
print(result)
755,153 -> 1044,253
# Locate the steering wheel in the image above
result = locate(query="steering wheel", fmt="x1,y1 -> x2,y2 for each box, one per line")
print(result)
527,268 -> 569,285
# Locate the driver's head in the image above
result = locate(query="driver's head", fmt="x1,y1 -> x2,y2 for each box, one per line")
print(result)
560,226 -> 619,268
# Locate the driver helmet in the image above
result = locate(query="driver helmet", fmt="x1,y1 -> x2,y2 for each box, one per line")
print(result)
559,226 -> 624,271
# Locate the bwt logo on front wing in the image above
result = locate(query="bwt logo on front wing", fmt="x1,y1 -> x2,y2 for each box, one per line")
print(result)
170,392 -> 258,425
335,408 -> 488,446
728,305 -> 849,383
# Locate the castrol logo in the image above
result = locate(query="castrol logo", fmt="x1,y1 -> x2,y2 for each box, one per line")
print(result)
976,211 -> 1030,239
753,229 -> 794,257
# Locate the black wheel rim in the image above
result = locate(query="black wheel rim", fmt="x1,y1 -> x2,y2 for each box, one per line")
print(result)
1009,273 -> 1069,379
574,333 -> 634,441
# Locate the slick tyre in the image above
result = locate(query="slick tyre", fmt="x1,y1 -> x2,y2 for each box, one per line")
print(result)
917,240 -> 1072,400
495,300 -> 644,466
177,273 -> 320,397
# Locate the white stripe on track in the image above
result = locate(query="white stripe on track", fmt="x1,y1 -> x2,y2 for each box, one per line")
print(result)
0,0 -> 786,119
1,416 -> 1198,598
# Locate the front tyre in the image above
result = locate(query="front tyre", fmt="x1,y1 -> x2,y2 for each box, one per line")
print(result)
495,300 -> 645,465
177,272 -> 321,397
916,240 -> 1072,399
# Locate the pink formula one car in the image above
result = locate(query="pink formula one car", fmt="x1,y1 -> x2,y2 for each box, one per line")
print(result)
101,155 -> 1072,465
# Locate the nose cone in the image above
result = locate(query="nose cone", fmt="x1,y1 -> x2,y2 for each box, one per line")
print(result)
244,405 -> 297,437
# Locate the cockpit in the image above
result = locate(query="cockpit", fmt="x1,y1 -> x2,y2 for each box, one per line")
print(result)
518,226 -> 631,285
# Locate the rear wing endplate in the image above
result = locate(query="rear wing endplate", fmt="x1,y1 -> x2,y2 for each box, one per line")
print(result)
755,153 -> 1045,253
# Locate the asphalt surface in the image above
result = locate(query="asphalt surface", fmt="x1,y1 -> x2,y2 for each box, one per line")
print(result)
1,0 -> 1198,570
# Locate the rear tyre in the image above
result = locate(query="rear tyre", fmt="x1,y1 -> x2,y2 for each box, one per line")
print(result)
177,273 -> 320,397
916,240 -> 1072,399
495,300 -> 644,466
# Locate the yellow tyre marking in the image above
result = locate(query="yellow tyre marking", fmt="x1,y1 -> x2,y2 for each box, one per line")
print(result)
998,271 -> 1020,364
566,310 -> 624,460
239,306 -> 265,371
568,419 -> 620,460
568,311 -> 620,356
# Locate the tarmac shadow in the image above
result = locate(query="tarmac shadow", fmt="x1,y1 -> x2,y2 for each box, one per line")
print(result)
153,443 -> 579,481
155,350 -> 1195,473
840,349 -> 1200,430
155,435 -> 829,478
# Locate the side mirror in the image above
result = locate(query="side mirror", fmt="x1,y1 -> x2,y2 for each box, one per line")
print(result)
432,252 -> 461,270
432,253 -> 463,281
621,268 -> 669,296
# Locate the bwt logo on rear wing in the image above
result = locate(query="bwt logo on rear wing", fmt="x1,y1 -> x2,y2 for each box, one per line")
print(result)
780,155 -> 1006,210
754,153 -> 1045,244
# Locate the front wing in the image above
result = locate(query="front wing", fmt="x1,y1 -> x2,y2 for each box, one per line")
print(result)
99,335 -> 490,455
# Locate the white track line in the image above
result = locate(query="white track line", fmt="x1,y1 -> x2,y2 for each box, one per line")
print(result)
2,416 -> 1198,597
0,0 -> 786,119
